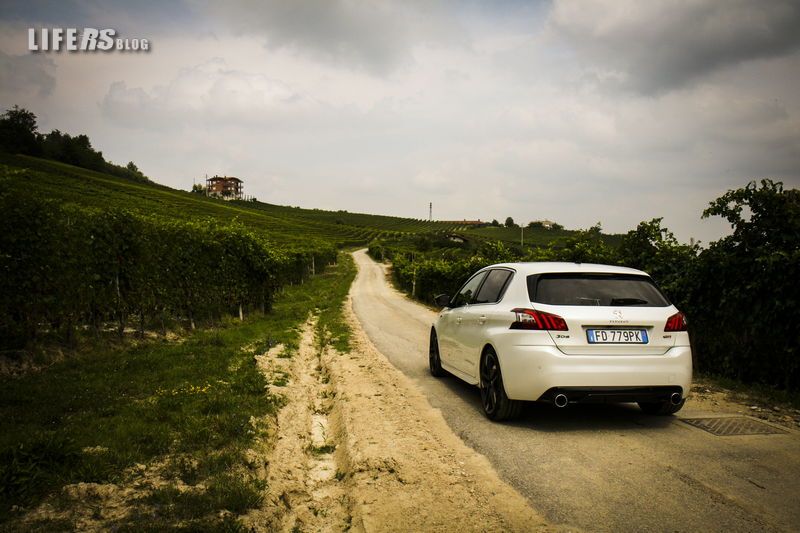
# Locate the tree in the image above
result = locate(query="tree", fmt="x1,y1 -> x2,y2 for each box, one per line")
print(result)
191,184 -> 206,194
40,129 -> 104,170
617,218 -> 697,298
504,217 -> 517,228
0,105 -> 41,155
490,219 -> 500,227
533,223 -> 616,264
527,221 -> 545,229
686,179 -> 800,390
703,179 -> 799,251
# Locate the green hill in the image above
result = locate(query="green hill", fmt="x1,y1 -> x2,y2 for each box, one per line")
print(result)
0,153 -> 625,250
0,153 -> 465,247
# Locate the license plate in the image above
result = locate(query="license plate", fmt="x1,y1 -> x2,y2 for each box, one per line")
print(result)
587,329 -> 648,344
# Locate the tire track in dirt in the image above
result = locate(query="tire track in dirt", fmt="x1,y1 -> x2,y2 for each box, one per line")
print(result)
247,317 -> 352,532
248,312 -> 572,532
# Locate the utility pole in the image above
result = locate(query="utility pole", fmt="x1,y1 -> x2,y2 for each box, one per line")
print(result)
429,202 -> 432,222
521,226 -> 524,246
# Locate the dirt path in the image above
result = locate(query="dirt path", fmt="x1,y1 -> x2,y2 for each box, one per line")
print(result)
246,317 -> 350,531
348,249 -> 800,533
248,316 -> 571,532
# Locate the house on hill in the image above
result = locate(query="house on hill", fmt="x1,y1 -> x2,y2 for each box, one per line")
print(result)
529,219 -> 556,229
441,219 -> 485,229
447,232 -> 469,243
206,175 -> 243,200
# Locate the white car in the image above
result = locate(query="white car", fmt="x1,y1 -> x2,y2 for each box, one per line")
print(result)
429,262 -> 692,421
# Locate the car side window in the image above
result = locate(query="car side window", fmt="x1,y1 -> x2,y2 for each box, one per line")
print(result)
451,272 -> 488,307
474,269 -> 513,304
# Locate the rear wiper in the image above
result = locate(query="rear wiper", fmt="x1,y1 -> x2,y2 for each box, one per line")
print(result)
610,298 -> 648,306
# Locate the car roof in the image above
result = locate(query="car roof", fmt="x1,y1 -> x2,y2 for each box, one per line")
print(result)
481,262 -> 650,277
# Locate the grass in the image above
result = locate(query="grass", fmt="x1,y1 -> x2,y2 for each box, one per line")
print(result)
306,444 -> 337,456
0,252 -> 357,530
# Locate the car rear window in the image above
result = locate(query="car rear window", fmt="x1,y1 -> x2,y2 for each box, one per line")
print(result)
527,273 -> 670,307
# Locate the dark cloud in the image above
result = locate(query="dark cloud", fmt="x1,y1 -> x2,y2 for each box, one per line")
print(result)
0,0 -> 197,34
0,52 -> 56,97
548,0 -> 800,94
199,0 -> 462,76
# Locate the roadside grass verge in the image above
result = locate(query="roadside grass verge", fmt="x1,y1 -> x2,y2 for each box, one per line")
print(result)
0,252 -> 356,531
695,373 -> 800,411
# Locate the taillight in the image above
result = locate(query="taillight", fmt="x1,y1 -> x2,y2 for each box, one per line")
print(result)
665,312 -> 687,332
510,308 -> 568,331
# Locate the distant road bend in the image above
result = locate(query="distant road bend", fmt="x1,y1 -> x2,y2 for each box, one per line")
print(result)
349,249 -> 800,533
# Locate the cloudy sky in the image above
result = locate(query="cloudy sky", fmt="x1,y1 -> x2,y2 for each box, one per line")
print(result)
1,0 -> 799,244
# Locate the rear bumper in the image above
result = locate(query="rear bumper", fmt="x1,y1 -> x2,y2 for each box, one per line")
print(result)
497,343 -> 693,402
540,385 -> 683,404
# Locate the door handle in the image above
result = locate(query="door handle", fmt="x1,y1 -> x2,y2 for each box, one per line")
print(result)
478,315 -> 487,325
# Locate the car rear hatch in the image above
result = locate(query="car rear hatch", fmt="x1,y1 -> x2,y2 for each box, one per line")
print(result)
527,272 -> 678,355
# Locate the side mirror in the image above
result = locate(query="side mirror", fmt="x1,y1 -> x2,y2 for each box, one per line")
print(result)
434,294 -> 451,307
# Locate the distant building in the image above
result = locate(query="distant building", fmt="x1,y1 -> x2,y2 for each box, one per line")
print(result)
206,175 -> 243,200
530,220 -> 556,229
441,220 -> 484,225
447,232 -> 469,243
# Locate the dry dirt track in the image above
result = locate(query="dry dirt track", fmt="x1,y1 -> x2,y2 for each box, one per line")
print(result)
349,249 -> 800,533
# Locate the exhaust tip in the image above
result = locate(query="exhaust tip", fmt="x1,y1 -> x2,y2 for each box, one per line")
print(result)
554,393 -> 568,408
670,392 -> 682,405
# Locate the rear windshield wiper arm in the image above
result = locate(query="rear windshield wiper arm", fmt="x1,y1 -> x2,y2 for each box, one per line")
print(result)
610,298 -> 648,306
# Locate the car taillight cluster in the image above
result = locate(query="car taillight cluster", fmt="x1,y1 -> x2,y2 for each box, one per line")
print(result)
664,312 -> 688,332
509,308 -> 569,331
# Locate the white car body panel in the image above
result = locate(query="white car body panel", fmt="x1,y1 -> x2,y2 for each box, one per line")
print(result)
434,262 -> 693,403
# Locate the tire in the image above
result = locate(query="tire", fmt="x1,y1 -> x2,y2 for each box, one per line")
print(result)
429,329 -> 446,377
479,347 -> 521,421
638,398 -> 685,415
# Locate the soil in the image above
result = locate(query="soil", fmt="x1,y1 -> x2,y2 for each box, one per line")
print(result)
688,377 -> 800,430
245,312 -> 574,532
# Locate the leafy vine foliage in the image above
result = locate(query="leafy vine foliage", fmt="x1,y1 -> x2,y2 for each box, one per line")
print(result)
0,187 -> 335,348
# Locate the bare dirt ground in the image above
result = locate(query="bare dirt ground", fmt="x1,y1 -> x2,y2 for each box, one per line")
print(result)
688,376 -> 800,430
247,315 -> 574,532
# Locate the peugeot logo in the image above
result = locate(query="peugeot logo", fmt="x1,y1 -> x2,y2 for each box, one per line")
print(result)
613,310 -> 624,320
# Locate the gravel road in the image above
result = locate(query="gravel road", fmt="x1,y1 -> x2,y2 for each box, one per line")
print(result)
349,249 -> 800,533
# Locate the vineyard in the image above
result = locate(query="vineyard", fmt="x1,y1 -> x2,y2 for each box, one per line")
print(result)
0,152 -> 464,350
458,224 -> 625,248
1,151 -> 797,393
0,155 -> 410,246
